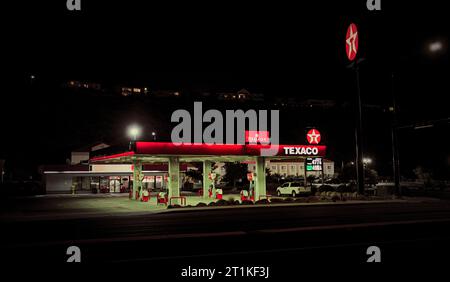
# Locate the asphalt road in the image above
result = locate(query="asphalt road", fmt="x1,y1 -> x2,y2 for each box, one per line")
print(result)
1,201 -> 450,275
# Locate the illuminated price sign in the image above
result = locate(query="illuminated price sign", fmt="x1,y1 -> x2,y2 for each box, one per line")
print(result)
305,157 -> 323,171
245,131 -> 270,144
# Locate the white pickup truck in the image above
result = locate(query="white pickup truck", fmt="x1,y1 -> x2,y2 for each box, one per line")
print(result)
276,182 -> 311,197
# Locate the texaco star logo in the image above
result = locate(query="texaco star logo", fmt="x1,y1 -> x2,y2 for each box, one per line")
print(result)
345,23 -> 358,61
307,129 -> 321,144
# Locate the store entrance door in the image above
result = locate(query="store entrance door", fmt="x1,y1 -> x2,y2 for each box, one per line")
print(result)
109,179 -> 121,193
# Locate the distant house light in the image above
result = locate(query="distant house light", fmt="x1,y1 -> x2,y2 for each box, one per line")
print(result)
121,87 -> 133,96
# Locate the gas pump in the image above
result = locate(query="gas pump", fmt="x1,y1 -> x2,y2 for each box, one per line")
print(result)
208,172 -> 217,198
138,173 -> 145,200
247,172 -> 255,201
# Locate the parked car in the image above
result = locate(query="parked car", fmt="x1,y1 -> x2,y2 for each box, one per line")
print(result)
276,182 -> 311,197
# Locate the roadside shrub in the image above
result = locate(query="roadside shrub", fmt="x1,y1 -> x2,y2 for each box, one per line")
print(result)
331,193 -> 340,202
196,202 -> 207,207
336,184 -> 353,193
227,197 -> 239,205
227,197 -> 235,202
357,195 -> 369,201
376,185 -> 394,197
255,199 -> 270,205
318,185 -> 334,193
167,204 -> 182,209
216,199 -> 228,206
294,198 -> 308,203
269,198 -> 284,203
241,200 -> 254,205
208,202 -> 216,206
306,196 -> 319,203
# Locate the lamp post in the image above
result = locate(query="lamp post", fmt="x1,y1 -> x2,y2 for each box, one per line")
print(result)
391,38 -> 446,198
152,131 -> 156,141
127,124 -> 141,150
391,72 -> 402,197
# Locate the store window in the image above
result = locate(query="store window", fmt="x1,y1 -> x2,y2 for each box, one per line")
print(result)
143,175 -> 155,190
98,176 -> 109,193
90,176 -> 100,193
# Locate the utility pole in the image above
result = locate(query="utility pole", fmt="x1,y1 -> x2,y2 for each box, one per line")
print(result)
391,72 -> 401,197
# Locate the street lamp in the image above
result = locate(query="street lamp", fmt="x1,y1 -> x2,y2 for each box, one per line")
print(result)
151,131 -> 156,141
391,37 -> 447,198
426,39 -> 446,56
127,124 -> 141,141
429,41 -> 443,53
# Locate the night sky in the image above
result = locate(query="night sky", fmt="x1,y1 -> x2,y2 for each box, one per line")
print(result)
1,1 -> 448,179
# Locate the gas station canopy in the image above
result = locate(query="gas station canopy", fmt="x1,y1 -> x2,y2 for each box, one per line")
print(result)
89,142 -> 327,202
90,142 -> 327,163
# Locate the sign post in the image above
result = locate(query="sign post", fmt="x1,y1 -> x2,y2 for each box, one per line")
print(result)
346,22 -> 365,195
305,129 -> 322,188
305,157 -> 324,186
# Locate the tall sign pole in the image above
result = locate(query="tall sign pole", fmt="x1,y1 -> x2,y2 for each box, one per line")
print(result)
391,73 -> 401,197
346,23 -> 365,194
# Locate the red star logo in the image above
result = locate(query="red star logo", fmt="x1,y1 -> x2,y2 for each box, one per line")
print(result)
307,129 -> 321,144
345,23 -> 358,61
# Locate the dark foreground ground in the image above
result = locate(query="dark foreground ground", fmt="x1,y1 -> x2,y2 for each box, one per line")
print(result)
1,199 -> 450,278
